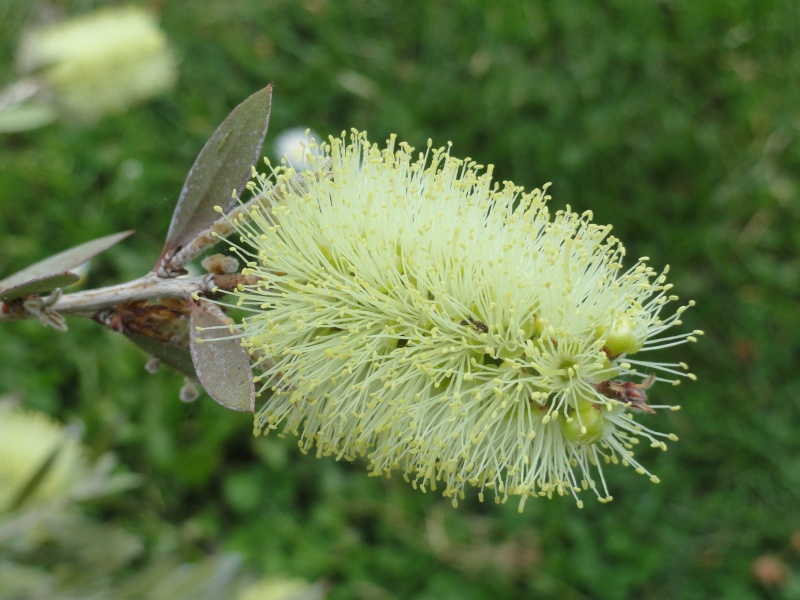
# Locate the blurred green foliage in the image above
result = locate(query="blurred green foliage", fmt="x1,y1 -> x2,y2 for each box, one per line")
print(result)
1,0 -> 799,598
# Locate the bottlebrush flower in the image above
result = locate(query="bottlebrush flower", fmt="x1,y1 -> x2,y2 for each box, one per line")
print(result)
216,130 -> 701,509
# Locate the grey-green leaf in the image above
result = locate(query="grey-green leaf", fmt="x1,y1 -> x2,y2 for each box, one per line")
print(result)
0,272 -> 80,302
125,332 -> 197,379
189,299 -> 255,413
160,85 -> 273,262
0,230 -> 134,292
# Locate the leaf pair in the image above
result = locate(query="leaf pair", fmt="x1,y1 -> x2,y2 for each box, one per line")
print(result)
159,86 -> 274,414
1,86 -> 275,414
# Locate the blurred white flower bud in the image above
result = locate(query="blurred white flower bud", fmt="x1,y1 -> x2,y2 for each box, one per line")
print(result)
273,127 -> 322,171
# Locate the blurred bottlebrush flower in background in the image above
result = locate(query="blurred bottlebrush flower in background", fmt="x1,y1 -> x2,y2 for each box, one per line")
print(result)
0,6 -> 176,131
0,402 -> 255,599
213,131 -> 702,509
0,404 -> 87,512
237,576 -> 326,600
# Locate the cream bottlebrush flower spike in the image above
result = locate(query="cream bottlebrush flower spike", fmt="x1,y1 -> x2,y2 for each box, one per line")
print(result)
214,130 -> 702,510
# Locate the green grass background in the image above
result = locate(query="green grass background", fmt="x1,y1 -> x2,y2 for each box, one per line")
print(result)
1,0 -> 799,598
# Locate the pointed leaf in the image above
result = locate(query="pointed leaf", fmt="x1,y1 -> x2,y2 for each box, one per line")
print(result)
0,230 -> 133,291
0,271 -> 80,301
161,85 -> 273,260
189,298 -> 255,413
125,332 -> 197,379
0,102 -> 57,132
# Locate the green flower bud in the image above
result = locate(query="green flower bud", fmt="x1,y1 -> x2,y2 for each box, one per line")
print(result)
603,315 -> 644,356
561,403 -> 605,445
